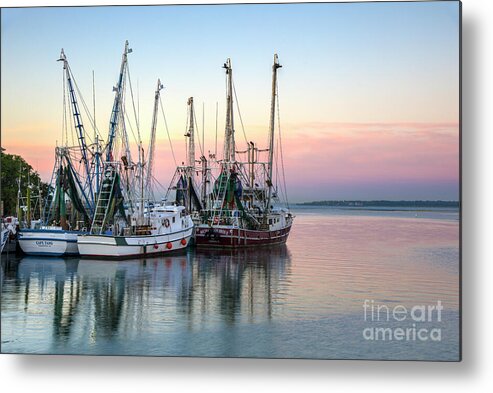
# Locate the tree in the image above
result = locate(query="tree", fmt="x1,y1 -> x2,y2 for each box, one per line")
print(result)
1,150 -> 49,217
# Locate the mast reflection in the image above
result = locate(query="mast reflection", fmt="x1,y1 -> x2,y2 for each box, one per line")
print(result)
9,245 -> 291,344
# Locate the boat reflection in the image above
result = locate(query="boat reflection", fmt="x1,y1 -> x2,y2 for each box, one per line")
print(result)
9,245 -> 291,344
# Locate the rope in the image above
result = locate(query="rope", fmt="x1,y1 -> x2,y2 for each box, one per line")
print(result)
68,90 -> 75,147
215,101 -> 218,157
62,70 -> 68,146
194,108 -> 205,157
232,81 -> 249,146
184,108 -> 189,165
67,63 -> 103,144
276,81 -> 290,209
125,62 -> 141,143
159,99 -> 177,167
119,75 -> 135,164
124,106 -> 140,150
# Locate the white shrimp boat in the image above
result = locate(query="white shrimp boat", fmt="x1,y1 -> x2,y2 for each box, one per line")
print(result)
77,205 -> 193,258
17,49 -> 101,258
78,42 -> 193,259
18,227 -> 84,257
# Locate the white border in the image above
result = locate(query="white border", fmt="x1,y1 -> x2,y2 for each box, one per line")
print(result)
2,0 -> 491,392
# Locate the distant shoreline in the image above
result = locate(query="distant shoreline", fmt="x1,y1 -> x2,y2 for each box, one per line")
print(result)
295,200 -> 459,208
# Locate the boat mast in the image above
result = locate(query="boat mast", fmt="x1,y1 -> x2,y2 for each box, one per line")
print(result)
92,70 -> 101,196
38,177 -> 42,221
146,79 -> 163,197
266,54 -> 282,215
201,155 -> 208,209
223,59 -> 235,164
58,166 -> 68,230
26,172 -> 31,227
90,41 -> 131,234
106,40 -> 132,162
248,141 -> 255,188
58,49 -> 94,207
139,143 -> 145,225
16,163 -> 22,224
186,97 -> 195,169
185,97 -> 196,212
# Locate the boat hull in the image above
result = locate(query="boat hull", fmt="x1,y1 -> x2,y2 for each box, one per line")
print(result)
1,229 -> 9,253
194,224 -> 292,248
77,227 -> 193,258
18,229 -> 82,257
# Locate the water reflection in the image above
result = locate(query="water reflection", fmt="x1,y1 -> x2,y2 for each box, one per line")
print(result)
1,212 -> 459,359
4,245 -> 291,348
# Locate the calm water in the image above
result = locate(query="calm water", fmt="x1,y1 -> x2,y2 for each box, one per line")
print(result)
1,207 -> 460,360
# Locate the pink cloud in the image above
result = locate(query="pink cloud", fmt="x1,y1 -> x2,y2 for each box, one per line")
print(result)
279,122 -> 459,185
3,122 -> 459,200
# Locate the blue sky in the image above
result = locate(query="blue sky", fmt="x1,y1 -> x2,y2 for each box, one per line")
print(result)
1,2 -> 460,201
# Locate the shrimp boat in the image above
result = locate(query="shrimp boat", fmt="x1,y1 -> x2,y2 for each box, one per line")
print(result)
17,155 -> 91,257
17,158 -> 90,257
77,200 -> 193,258
18,49 -> 97,256
193,55 -> 294,247
77,41 -> 193,258
18,148 -> 92,256
18,228 -> 81,256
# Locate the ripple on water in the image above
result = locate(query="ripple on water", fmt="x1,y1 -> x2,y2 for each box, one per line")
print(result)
1,213 -> 459,360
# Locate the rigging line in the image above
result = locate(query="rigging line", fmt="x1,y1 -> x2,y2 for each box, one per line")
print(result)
92,70 -> 97,140
194,107 -> 205,157
125,62 -> 141,143
137,78 -> 140,135
274,133 -> 280,191
223,71 -> 228,159
123,105 -> 140,149
159,98 -> 178,167
68,70 -> 95,145
215,101 -> 218,157
121,117 -> 129,160
164,170 -> 177,201
276,81 -> 289,208
120,77 -> 136,162
150,174 -> 169,196
232,81 -> 249,146
184,107 -> 189,165
67,63 -> 102,144
68,89 -> 76,147
62,69 -> 68,146
274,134 -> 286,204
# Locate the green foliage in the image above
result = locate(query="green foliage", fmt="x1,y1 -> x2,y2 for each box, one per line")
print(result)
1,151 -> 49,217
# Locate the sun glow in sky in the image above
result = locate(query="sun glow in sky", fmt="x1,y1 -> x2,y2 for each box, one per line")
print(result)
1,1 -> 460,202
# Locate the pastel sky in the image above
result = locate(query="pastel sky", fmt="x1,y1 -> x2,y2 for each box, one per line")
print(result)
1,1 -> 460,202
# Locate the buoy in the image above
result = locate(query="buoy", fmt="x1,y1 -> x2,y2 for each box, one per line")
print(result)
153,244 -> 159,250
180,238 -> 187,246
166,242 -> 172,249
